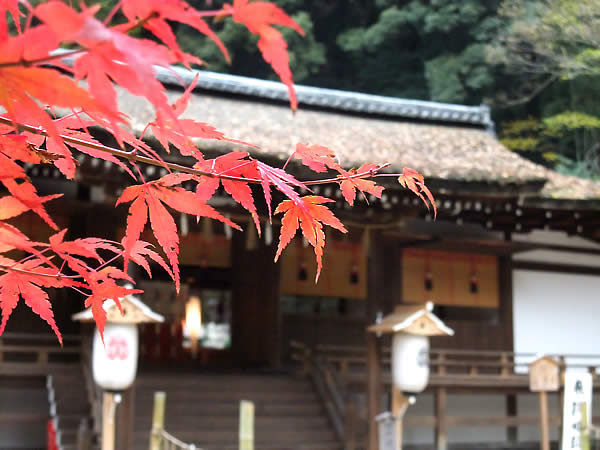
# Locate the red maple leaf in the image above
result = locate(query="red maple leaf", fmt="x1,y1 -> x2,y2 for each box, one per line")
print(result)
255,160 -> 308,220
0,258 -> 66,343
121,0 -> 230,67
225,0 -> 304,110
337,164 -> 385,206
195,152 -> 262,233
125,239 -> 174,280
117,176 -> 241,290
274,195 -> 346,281
0,195 -> 29,220
0,0 -> 24,40
35,1 -> 176,128
84,267 -> 141,341
398,168 -> 436,216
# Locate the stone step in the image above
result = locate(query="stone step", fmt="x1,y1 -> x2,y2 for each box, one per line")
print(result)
134,415 -> 331,431
132,428 -> 338,445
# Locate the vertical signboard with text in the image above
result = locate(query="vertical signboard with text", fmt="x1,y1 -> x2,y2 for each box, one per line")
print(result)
562,372 -> 593,450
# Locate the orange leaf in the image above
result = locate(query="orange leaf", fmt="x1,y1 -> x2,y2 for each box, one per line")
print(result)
398,168 -> 436,216
338,164 -> 384,206
274,196 -> 346,282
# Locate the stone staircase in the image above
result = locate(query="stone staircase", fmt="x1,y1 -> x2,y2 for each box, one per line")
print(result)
133,371 -> 342,450
0,375 -> 48,450
47,368 -> 94,450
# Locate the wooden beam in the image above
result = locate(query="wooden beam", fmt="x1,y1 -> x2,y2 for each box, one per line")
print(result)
511,241 -> 600,256
513,260 -> 600,276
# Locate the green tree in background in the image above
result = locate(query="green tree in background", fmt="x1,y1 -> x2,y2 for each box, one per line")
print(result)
91,0 -> 600,179
490,0 -> 600,178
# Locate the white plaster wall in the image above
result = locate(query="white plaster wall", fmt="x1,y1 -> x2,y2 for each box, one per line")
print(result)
512,230 -> 600,369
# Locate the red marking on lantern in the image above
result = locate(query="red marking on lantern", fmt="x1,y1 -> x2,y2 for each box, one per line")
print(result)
106,335 -> 129,360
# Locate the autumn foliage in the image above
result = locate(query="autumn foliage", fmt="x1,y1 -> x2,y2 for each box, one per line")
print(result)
0,0 -> 435,343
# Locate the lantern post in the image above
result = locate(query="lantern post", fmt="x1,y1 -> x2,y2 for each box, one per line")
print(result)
366,302 -> 454,450
73,291 -> 163,450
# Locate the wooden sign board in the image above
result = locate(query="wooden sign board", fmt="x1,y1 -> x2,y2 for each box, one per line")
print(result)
529,356 -> 560,392
375,412 -> 397,450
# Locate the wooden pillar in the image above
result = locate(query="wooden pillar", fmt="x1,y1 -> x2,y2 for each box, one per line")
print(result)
231,226 -> 281,367
506,394 -> 518,443
367,332 -> 382,450
498,255 -> 514,351
435,387 -> 448,450
366,231 -> 403,321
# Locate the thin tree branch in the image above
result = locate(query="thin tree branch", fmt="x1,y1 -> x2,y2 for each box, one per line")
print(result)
0,116 -> 400,186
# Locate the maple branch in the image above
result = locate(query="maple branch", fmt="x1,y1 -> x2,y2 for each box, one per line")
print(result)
0,49 -> 87,69
1,117 -> 400,187
0,263 -> 80,279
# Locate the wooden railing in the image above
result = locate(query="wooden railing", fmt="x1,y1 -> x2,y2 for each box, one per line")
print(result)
0,332 -> 81,375
291,341 -> 600,450
291,341 -> 359,450
80,333 -> 102,437
297,343 -> 600,386
150,391 -> 199,450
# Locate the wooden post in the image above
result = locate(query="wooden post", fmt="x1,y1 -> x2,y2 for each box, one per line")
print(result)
344,397 -> 357,450
116,385 -> 135,450
101,392 -> 117,450
435,387 -> 448,450
367,332 -> 382,450
149,392 -> 166,450
539,391 -> 550,450
77,418 -> 92,450
391,388 -> 410,450
529,356 -> 560,450
506,394 -> 518,443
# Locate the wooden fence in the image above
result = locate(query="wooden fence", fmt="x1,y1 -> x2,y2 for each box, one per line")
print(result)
291,341 -> 600,450
0,332 -> 81,375
149,391 -> 199,450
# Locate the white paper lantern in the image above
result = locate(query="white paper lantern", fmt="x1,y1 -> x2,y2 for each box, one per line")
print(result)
392,333 -> 430,394
92,323 -> 139,391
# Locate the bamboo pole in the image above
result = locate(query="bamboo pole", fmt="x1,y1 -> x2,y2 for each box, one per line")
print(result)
392,389 -> 412,450
101,392 -> 116,450
149,392 -> 166,450
539,391 -> 550,450
239,400 -> 255,450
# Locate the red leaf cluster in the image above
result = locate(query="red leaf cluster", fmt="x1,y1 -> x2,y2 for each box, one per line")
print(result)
0,0 -> 434,341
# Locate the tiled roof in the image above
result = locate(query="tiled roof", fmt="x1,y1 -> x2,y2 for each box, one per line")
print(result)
155,65 -> 493,128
